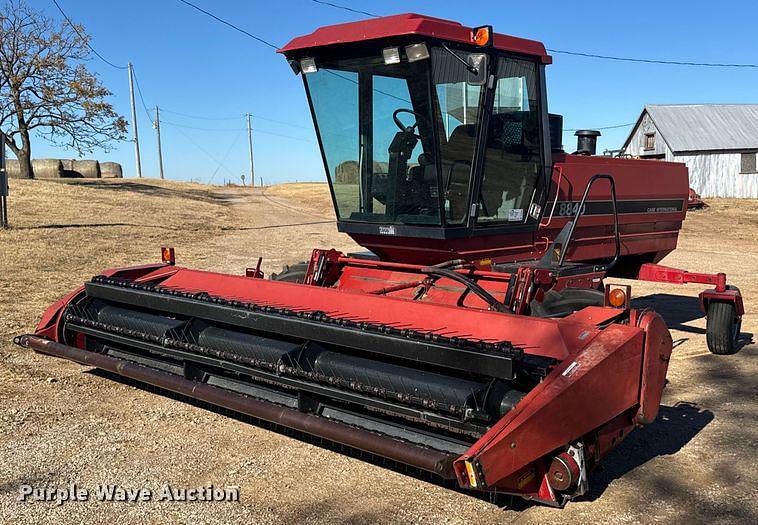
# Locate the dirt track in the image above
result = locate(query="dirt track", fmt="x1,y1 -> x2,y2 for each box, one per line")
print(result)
0,179 -> 755,524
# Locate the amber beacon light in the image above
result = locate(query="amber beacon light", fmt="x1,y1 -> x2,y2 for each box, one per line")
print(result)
472,25 -> 493,46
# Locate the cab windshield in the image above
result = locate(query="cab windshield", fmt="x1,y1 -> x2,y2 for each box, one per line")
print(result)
305,54 -> 440,224
303,46 -> 542,227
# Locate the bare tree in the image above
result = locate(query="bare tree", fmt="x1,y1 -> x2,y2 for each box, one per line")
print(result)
0,0 -> 126,178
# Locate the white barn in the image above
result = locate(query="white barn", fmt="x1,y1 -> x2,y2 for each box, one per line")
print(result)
621,104 -> 758,198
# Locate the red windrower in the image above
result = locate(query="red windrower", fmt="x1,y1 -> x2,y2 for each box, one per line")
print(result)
21,13 -> 743,508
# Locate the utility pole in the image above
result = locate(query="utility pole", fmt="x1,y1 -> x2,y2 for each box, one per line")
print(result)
0,131 -> 7,228
246,113 -> 255,188
154,106 -> 164,179
127,62 -> 142,178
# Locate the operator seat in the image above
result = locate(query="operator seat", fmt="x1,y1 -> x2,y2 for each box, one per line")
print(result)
479,112 -> 539,220
440,124 -> 476,222
398,154 -> 437,218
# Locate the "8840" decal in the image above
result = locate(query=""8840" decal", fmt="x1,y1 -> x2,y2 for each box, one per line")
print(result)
556,201 -> 586,217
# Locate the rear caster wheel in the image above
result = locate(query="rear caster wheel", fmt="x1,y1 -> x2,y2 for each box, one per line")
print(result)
706,302 -> 741,355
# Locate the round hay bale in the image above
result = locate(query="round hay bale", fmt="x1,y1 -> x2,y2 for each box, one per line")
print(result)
100,161 -> 123,178
31,158 -> 65,179
60,159 -> 79,178
335,160 -> 358,184
5,159 -> 22,178
71,159 -> 101,178
373,161 -> 389,176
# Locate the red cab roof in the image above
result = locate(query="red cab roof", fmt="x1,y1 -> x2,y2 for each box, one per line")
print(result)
278,13 -> 552,64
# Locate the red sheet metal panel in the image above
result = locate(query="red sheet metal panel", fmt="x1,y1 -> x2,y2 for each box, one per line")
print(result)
34,263 -> 176,340
278,13 -> 552,63
345,153 -> 689,265
336,265 -> 511,310
635,311 -> 672,425
154,267 -> 603,361
455,324 -> 644,487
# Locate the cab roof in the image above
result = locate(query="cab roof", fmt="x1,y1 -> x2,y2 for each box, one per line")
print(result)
278,13 -> 552,64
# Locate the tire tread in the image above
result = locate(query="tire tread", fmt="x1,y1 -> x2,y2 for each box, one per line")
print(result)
706,302 -> 739,355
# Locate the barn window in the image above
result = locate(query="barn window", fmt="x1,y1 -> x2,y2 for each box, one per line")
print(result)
741,152 -> 757,174
644,133 -> 655,150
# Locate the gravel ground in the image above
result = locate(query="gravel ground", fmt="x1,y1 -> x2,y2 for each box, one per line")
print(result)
0,179 -> 755,524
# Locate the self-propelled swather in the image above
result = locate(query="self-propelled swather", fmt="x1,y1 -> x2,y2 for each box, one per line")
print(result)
17,14 -> 744,506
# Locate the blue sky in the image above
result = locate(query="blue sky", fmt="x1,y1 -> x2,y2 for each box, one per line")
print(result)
25,0 -> 758,183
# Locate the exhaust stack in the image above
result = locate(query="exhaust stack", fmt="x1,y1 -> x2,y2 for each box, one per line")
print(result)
574,129 -> 601,155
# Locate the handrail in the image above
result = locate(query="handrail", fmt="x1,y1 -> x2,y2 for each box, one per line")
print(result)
558,174 -> 621,272
539,164 -> 564,228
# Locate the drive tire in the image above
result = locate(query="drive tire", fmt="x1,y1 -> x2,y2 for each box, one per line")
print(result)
270,262 -> 308,283
706,301 -> 741,355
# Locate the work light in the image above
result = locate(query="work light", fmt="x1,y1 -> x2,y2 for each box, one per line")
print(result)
405,43 -> 430,62
300,57 -> 318,74
382,47 -> 401,64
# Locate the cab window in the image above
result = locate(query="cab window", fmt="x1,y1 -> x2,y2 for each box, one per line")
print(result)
477,58 -> 542,224
432,47 -> 485,225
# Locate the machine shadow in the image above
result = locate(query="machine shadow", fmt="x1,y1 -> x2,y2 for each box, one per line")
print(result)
85,369 -> 712,511
631,294 -> 706,334
64,180 -> 233,204
16,222 -> 180,231
582,402 -> 714,502
736,332 -> 755,351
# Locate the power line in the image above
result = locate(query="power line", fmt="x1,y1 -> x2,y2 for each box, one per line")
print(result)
159,108 -> 242,121
253,129 -> 314,143
308,1 -> 758,69
325,69 -> 409,104
173,2 -> 406,107
162,120 -> 312,143
208,131 -> 244,185
166,123 -> 239,179
131,67 -> 153,121
50,0 -> 127,70
160,108 -> 309,129
310,0 -> 379,18
176,0 -> 279,49
162,120 -> 245,132
564,123 -> 636,132
250,115 -> 309,130
547,49 -> 758,69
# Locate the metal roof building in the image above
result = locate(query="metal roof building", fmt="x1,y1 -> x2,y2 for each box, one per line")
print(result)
622,104 -> 758,198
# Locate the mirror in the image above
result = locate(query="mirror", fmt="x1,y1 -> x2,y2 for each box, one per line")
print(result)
467,54 -> 487,85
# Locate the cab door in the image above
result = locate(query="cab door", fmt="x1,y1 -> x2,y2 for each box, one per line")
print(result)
472,56 -> 550,233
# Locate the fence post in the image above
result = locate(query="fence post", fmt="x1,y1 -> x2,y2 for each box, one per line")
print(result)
0,131 -> 7,228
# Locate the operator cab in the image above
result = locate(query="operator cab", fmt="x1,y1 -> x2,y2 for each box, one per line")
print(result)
280,14 -> 553,245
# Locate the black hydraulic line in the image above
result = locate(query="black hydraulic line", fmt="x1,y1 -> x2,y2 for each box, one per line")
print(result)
430,259 -> 469,269
368,260 -> 471,295
368,278 -> 426,296
420,267 -> 507,313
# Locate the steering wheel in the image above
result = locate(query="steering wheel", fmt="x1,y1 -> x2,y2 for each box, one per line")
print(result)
392,108 -> 424,137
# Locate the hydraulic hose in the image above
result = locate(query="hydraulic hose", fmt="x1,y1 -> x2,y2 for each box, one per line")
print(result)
420,266 -> 507,313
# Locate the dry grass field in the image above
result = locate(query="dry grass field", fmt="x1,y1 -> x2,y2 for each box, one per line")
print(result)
0,178 -> 755,524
